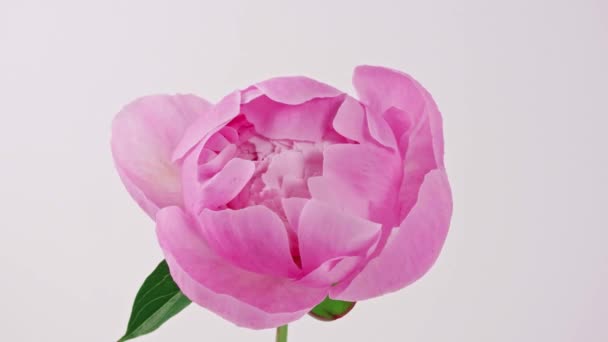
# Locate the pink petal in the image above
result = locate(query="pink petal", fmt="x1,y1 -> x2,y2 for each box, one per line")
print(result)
219,126 -> 239,144
281,176 -> 311,198
295,143 -> 324,178
353,65 -> 445,167
281,197 -> 308,233
383,106 -> 412,154
199,144 -> 237,178
240,85 -> 263,104
198,205 -> 300,278
353,65 -> 446,220
319,143 -> 402,226
419,82 -> 446,168
255,76 -> 343,105
111,94 -> 211,218
179,141 -> 210,214
307,176 -> 370,219
298,256 -> 362,288
166,253 -> 310,329
261,150 -> 305,190
332,95 -> 367,143
156,207 -> 327,328
280,197 -> 308,259
331,169 -> 452,301
172,91 -> 241,161
398,115 -> 438,219
353,65 -> 425,118
204,131 -> 231,152
194,158 -> 255,212
298,200 -> 382,272
243,95 -> 344,142
366,104 -> 398,149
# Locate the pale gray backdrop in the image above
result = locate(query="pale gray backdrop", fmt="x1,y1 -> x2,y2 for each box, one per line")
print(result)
1,0 -> 606,341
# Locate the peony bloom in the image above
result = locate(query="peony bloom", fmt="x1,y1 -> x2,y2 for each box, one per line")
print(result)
111,65 -> 452,329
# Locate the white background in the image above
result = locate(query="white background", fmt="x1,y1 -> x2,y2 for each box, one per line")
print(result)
1,1 -> 607,341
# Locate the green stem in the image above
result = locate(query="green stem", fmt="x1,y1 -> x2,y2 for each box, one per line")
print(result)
276,325 -> 288,342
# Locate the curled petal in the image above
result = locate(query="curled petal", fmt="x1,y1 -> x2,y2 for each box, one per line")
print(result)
353,65 -> 446,220
366,104 -> 398,149
332,95 -> 368,143
195,158 -> 255,212
199,144 -> 238,178
383,106 -> 412,154
172,91 -> 241,161
353,65 -> 445,167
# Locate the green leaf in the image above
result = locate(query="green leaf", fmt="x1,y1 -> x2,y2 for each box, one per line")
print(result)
308,297 -> 356,321
118,260 -> 191,342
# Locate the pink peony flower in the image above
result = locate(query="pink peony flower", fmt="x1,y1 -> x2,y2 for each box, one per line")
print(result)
111,65 -> 452,329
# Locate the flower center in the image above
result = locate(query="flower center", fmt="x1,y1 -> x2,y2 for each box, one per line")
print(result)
228,135 -> 324,214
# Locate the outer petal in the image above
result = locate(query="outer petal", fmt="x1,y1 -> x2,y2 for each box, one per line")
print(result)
166,253 -> 310,329
353,65 -> 445,220
331,169 -> 452,301
156,207 -> 327,329
298,200 -> 382,272
198,206 -> 300,278
254,76 -> 343,105
111,94 -> 211,218
313,143 -> 402,226
353,65 -> 445,167
398,115 -> 438,219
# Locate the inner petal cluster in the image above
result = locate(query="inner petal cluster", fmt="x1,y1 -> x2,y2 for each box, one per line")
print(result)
218,119 -> 330,229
